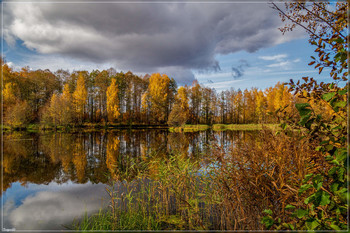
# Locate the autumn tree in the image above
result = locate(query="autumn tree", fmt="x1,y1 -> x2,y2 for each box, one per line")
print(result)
233,89 -> 243,124
256,90 -> 267,123
106,78 -> 120,123
61,84 -> 74,125
201,87 -> 216,125
3,82 -> 18,115
48,93 -> 62,126
94,70 -> 111,122
19,69 -> 61,121
168,86 -> 190,126
145,73 -> 173,123
189,80 -> 202,124
73,73 -> 88,124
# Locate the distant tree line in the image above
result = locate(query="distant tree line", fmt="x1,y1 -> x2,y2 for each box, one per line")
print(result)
1,59 -> 334,127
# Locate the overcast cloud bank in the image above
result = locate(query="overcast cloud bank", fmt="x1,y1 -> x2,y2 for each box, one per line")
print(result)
3,1 -> 304,84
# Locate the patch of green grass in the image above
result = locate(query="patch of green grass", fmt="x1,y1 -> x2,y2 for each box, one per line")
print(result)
72,210 -> 113,231
74,208 -> 164,231
169,124 -> 210,132
212,124 -> 280,131
170,123 -> 280,132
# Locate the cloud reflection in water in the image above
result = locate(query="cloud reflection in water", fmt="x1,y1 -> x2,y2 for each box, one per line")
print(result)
3,182 -> 108,230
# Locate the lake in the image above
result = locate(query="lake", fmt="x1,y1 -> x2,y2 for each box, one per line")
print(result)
1,129 -> 255,230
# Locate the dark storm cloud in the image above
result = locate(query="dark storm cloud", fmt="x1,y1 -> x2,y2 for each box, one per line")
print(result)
3,2 -> 304,84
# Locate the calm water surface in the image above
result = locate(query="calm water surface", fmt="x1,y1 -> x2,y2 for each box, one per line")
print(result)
1,129 -> 254,230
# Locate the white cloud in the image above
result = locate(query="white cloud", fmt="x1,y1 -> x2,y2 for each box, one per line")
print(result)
259,54 -> 301,70
266,61 -> 291,68
259,54 -> 288,61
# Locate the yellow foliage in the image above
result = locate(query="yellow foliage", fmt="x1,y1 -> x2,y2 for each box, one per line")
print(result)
106,79 -> 120,122
147,73 -> 171,123
73,74 -> 88,123
3,82 -> 17,106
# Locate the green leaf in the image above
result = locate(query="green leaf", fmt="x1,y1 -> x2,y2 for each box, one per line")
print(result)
328,167 -> 337,176
334,52 -> 341,62
295,103 -> 312,117
299,113 -> 312,127
335,149 -> 347,163
285,204 -> 296,210
305,219 -> 320,230
336,187 -> 347,193
294,209 -> 308,218
263,209 -> 273,215
338,167 -> 345,182
338,89 -> 347,95
330,224 -> 341,230
334,101 -> 346,108
333,38 -> 344,44
322,92 -> 335,102
314,190 -> 331,206
313,174 -> 323,182
312,174 -> 323,189
299,184 -> 312,194
261,216 -> 274,229
303,173 -> 314,183
304,193 -> 315,204
330,159 -> 340,165
282,223 -> 294,230
330,183 -> 339,192
314,181 -> 323,191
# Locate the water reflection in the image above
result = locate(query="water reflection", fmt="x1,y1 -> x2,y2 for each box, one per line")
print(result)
3,182 -> 108,230
1,129 -> 256,230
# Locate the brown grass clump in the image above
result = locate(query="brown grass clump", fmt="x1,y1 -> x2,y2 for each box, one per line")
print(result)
205,129 -> 326,230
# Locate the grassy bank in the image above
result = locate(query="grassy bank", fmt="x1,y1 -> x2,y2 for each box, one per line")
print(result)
170,123 -> 280,132
168,124 -> 210,132
212,123 -> 280,131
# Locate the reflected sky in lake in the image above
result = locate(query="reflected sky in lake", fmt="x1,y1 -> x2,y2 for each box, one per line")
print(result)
2,182 -> 108,230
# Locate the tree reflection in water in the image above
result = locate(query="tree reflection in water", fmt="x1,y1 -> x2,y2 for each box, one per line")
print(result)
2,130 -> 250,194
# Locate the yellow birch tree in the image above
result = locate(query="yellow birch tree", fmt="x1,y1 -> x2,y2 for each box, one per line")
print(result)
106,79 -> 120,122
73,74 -> 88,124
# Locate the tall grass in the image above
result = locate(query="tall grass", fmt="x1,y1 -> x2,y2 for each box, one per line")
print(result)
74,129 -> 323,230
206,130 -> 325,230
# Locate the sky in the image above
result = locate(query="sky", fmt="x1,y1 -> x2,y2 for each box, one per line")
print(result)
2,0 -> 331,91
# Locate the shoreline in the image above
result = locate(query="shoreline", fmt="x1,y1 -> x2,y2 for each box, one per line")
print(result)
2,123 -> 280,133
